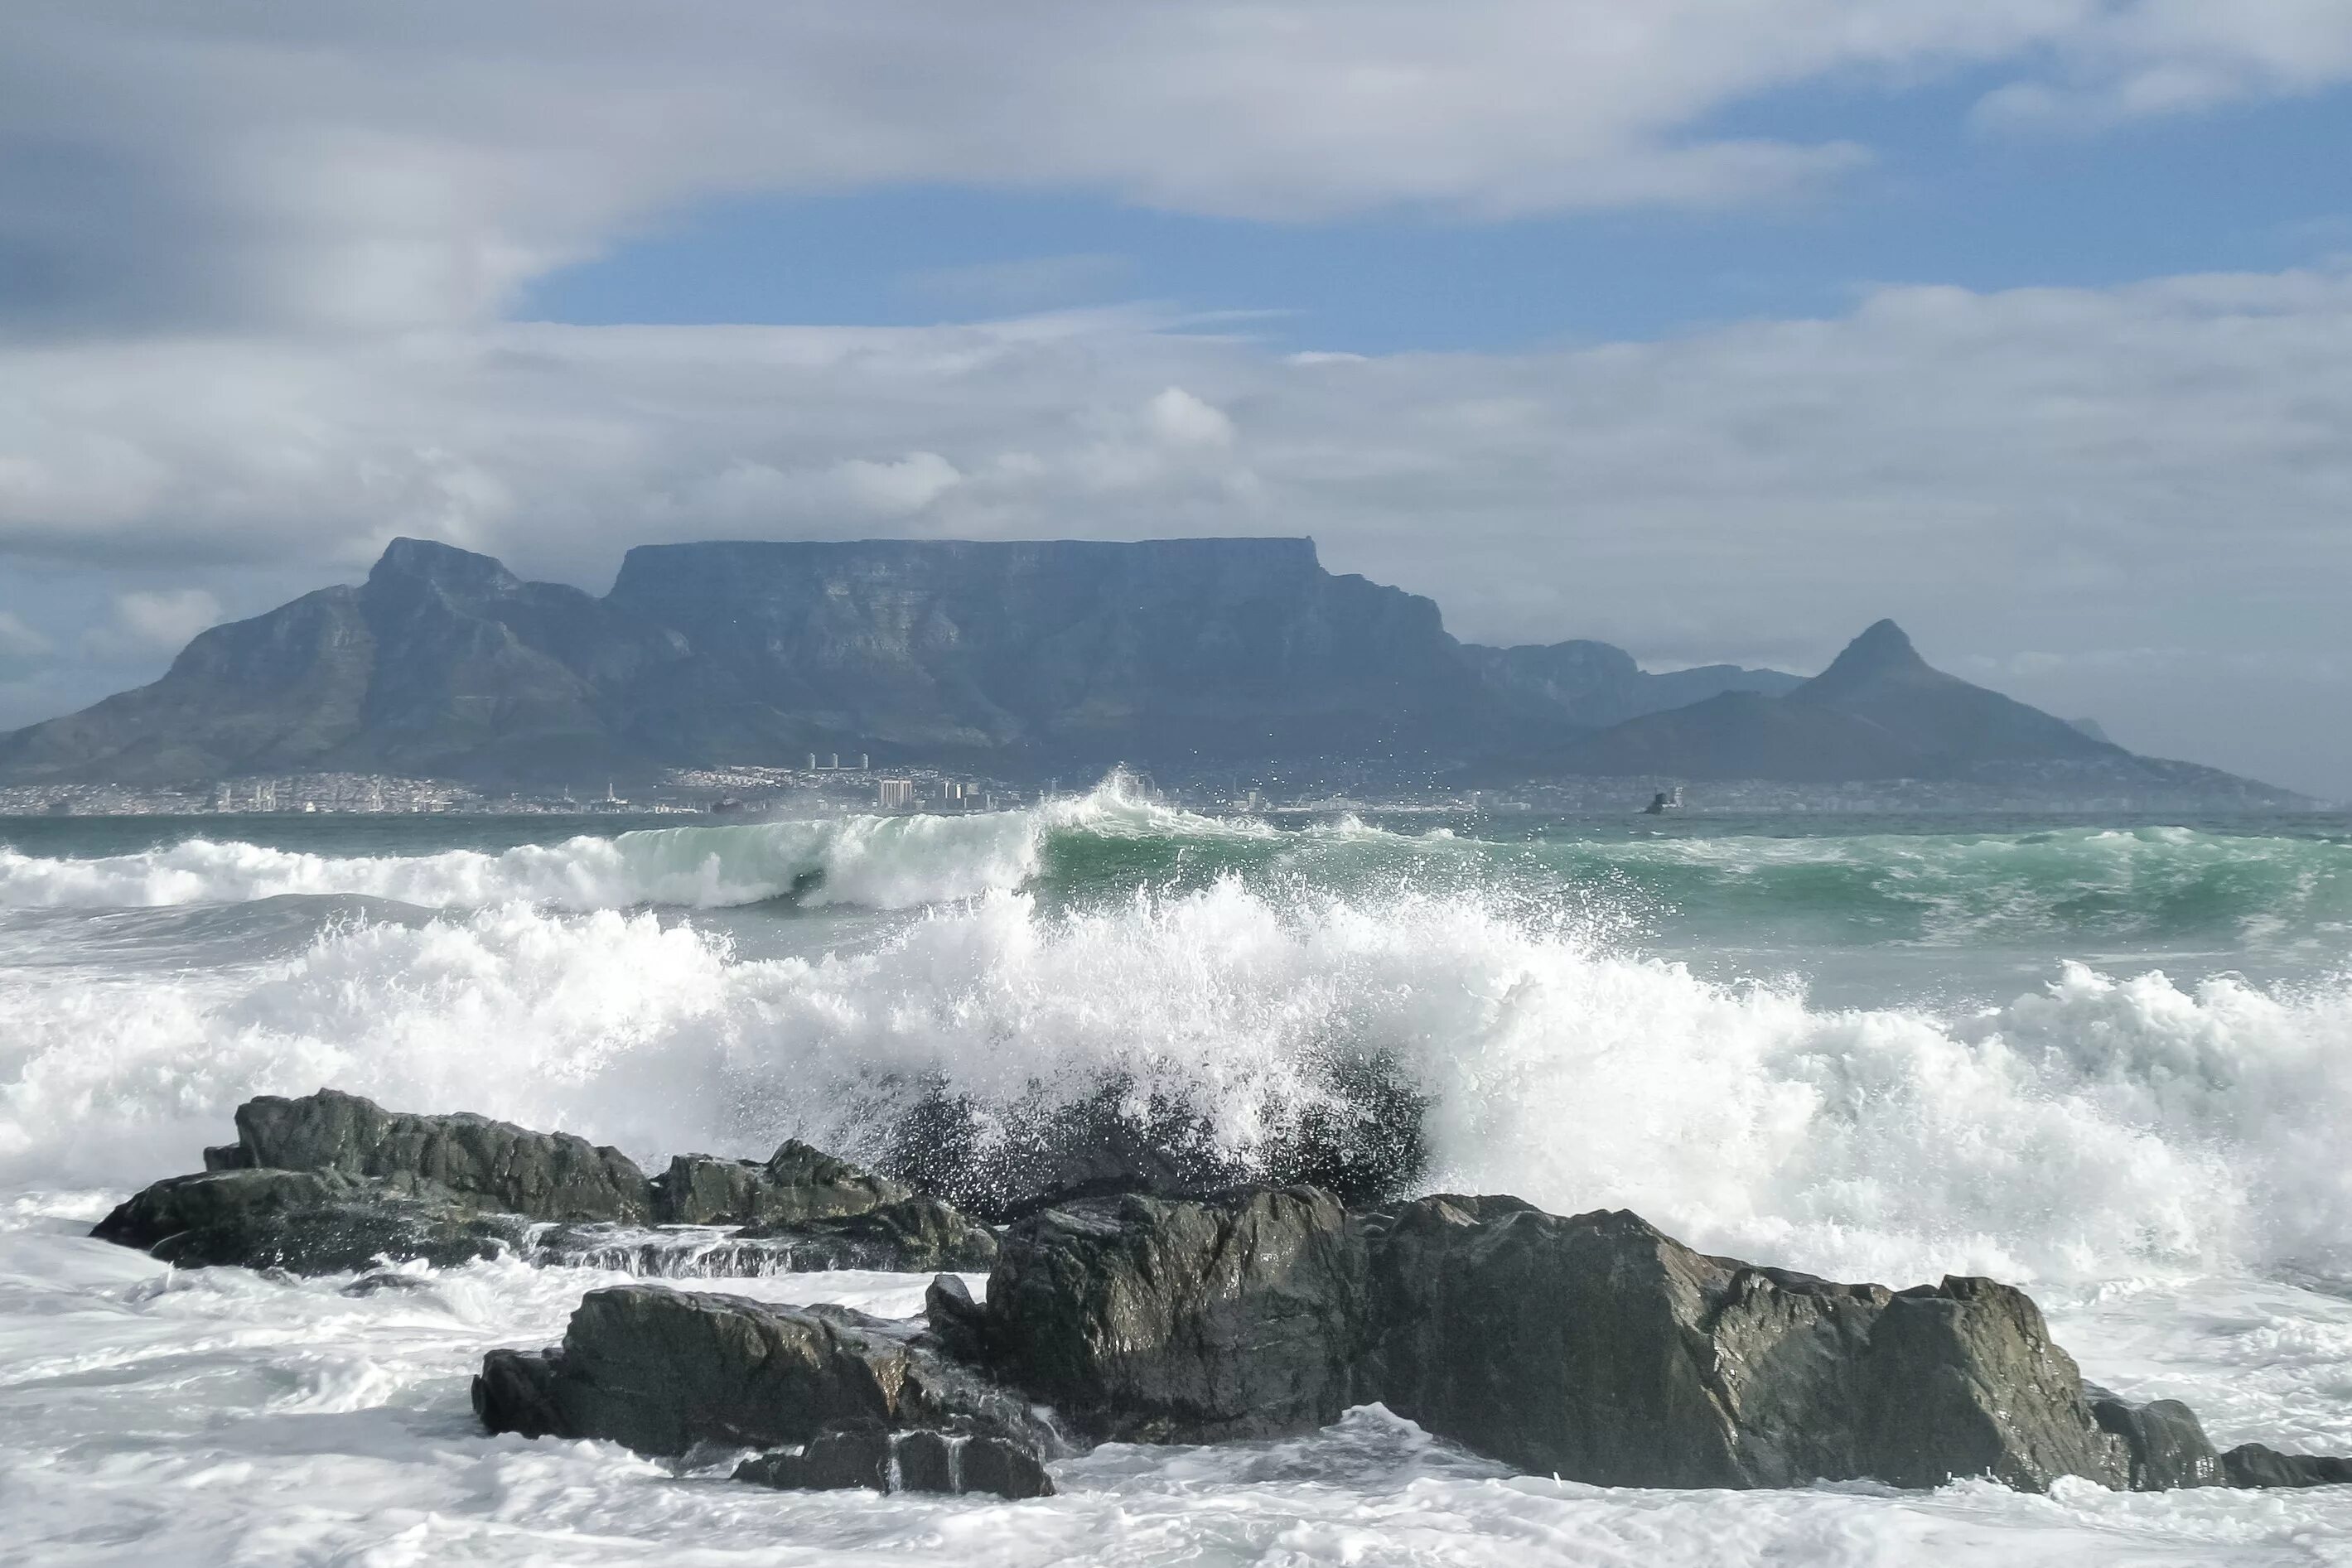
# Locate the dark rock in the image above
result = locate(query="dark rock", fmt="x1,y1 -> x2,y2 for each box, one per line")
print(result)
733,1426 -> 1055,1499
650,1141 -> 911,1226
975,1186 -> 1367,1442
956,1433 -> 1058,1499
2087,1390 -> 2221,1490
734,1423 -> 891,1492
1364,1197 -> 2126,1492
891,1428 -> 955,1493
91,1168 -> 524,1274
531,1197 -> 997,1278
1858,1275 -> 2127,1491
231,1088 -> 651,1223
201,1143 -> 250,1171
926,1271 -> 988,1363
740,1197 -> 999,1272
471,1282 -> 1049,1462
1365,1197 -> 1876,1488
2220,1444 -> 2352,1488
341,1268 -> 438,1297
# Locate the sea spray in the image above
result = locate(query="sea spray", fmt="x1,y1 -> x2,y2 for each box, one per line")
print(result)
5,872 -> 2349,1287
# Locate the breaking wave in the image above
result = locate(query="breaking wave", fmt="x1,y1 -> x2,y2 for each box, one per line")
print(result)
0,780 -> 1255,913
3,872 -> 2347,1291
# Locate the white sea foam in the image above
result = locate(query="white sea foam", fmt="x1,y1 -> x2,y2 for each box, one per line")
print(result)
7,813 -> 2352,1565
5,876 -> 2348,1290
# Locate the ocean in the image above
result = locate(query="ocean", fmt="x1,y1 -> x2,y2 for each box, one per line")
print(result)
4,781 -> 2350,1565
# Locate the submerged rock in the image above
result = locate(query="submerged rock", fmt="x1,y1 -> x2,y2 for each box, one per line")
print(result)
537,1197 -> 998,1277
739,1196 -> 998,1271
650,1142 -> 912,1226
972,1186 -> 1368,1442
89,1169 -> 524,1274
472,1283 -> 1053,1493
2087,1390 -> 2222,1490
2219,1444 -> 2352,1488
732,1423 -> 1054,1499
232,1088 -> 652,1222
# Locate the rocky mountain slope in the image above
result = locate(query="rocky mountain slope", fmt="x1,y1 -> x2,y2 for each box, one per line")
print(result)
0,537 -> 1785,783
0,538 -> 2296,801
1544,618 -> 2282,798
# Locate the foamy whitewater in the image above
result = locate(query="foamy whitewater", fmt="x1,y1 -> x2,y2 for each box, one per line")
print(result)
5,784 -> 2351,1564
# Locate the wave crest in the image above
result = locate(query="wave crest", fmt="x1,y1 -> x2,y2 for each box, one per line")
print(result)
5,874 -> 2348,1288
0,778 -> 1258,913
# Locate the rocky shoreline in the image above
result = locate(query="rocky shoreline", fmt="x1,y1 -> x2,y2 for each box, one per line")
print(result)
94,1089 -> 2352,1502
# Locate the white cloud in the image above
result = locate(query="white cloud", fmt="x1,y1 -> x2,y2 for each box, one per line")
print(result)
82,589 -> 224,663
839,452 -> 964,516
8,3 -> 2352,335
1146,387 -> 1236,449
0,268 -> 2347,774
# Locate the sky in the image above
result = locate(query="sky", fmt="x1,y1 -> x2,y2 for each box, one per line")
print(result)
2,2 -> 2350,795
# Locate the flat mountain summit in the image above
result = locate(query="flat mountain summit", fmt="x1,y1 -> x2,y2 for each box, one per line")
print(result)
0,538 -> 2297,802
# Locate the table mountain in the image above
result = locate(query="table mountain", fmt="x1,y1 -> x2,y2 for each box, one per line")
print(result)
0,540 -> 2293,802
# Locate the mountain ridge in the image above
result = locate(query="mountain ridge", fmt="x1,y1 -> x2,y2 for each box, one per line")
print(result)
0,537 -> 2301,803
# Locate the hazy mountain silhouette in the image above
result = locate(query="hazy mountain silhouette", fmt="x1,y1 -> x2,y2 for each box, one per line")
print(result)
1543,619 -> 2282,798
0,541 -> 2296,802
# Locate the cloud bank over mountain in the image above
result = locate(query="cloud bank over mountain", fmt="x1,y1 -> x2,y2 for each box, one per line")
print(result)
3,2 -> 2350,791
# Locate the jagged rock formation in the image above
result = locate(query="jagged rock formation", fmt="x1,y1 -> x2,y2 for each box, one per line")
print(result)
973,1186 -> 1367,1443
97,1089 -> 995,1277
473,1180 -> 2352,1500
472,1285 -> 1055,1498
221,1087 -> 654,1223
650,1142 -> 915,1226
89,1167 -> 527,1273
1359,1197 -> 2122,1490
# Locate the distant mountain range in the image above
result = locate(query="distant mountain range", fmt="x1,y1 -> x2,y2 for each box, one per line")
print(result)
0,537 -> 2301,803
1516,619 -> 2279,799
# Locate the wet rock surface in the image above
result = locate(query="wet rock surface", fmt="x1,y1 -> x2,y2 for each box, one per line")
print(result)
90,1168 -> 524,1273
950,1186 -> 2350,1496
732,1423 -> 1055,1499
650,1142 -> 912,1226
117,1091 -> 2352,1502
970,1186 -> 1368,1442
472,1283 -> 1054,1491
2219,1443 -> 2352,1488
2088,1390 -> 2223,1489
535,1198 -> 997,1277
233,1088 -> 653,1222
96,1091 -> 999,1277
